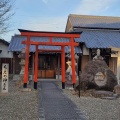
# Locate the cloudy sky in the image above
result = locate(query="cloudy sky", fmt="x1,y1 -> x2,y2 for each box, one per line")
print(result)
1,0 -> 120,41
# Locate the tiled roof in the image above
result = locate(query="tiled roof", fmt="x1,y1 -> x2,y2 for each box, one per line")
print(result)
30,36 -> 70,42
75,30 -> 120,48
69,14 -> 120,29
8,35 -> 82,54
0,39 -> 9,46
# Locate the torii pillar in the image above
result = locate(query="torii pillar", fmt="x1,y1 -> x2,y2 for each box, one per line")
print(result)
34,45 -> 38,89
71,37 -> 76,87
61,46 -> 65,89
23,36 -> 30,88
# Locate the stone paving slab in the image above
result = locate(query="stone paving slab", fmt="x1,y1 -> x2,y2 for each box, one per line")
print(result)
38,81 -> 88,120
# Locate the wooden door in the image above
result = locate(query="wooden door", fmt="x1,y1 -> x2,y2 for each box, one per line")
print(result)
38,55 -> 56,78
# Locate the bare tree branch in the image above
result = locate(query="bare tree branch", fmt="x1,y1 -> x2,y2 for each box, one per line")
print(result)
0,0 -> 15,34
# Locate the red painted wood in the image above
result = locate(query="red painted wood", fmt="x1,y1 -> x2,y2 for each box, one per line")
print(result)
24,36 -> 30,84
38,50 -> 62,52
50,37 -> 52,44
20,32 -> 80,38
22,40 -> 79,46
61,46 -> 65,83
34,45 -> 38,82
71,37 -> 76,84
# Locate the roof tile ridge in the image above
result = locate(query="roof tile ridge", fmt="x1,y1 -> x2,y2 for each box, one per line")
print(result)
69,14 -> 120,19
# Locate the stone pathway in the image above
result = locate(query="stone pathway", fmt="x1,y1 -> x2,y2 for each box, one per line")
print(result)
38,81 -> 87,120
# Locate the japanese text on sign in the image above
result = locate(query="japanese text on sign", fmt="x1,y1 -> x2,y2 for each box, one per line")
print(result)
2,64 -> 9,93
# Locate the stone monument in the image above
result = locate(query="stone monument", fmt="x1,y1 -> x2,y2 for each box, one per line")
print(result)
93,49 -> 103,61
75,49 -> 118,91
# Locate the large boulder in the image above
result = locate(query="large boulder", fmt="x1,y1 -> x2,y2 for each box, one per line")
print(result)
76,59 -> 118,91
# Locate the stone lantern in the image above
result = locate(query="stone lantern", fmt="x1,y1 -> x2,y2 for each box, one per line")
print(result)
17,48 -> 26,87
18,48 -> 26,75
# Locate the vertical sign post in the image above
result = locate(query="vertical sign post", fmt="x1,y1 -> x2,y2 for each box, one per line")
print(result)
79,71 -> 81,98
2,63 -> 9,93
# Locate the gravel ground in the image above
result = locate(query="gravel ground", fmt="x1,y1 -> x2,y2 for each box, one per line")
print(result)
0,80 -> 38,120
1,80 -> 120,120
57,82 -> 120,120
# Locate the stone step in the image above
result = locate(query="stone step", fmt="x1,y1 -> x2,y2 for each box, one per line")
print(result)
101,96 -> 117,100
92,90 -> 114,98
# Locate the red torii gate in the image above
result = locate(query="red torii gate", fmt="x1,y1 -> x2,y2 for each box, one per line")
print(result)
19,29 -> 80,89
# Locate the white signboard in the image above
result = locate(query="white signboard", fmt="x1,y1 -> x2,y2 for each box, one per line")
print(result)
2,63 -> 9,93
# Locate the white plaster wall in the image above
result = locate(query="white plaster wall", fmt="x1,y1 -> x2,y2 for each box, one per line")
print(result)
83,45 -> 89,55
0,42 -> 13,58
117,56 -> 120,84
111,47 -> 120,84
